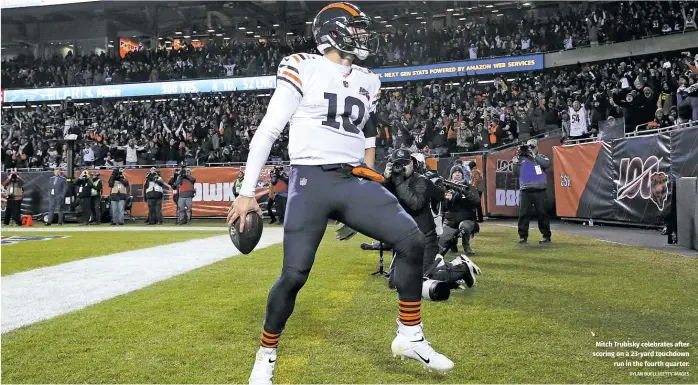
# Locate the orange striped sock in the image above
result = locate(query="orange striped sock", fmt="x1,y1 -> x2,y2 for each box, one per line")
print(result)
398,300 -> 421,326
260,329 -> 281,349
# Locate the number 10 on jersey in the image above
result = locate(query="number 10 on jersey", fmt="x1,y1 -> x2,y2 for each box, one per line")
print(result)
322,92 -> 366,134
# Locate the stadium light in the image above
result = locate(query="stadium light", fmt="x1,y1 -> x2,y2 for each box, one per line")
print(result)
386,24 -> 392,27
253,34 -> 261,38
238,26 -> 246,30
246,31 -> 253,34
486,4 -> 493,8
491,9 -> 498,12
420,21 -> 426,24
446,8 -> 454,11
459,17 -> 466,20
224,36 -> 231,40
523,2 -> 531,5
215,33 -> 223,37
305,21 -> 312,24
452,13 -> 461,16
410,11 -> 417,15
183,35 -> 191,38
416,16 -> 423,19
207,28 -> 215,33
272,23 -> 280,27
286,31 -> 293,35
175,31 -> 182,35
192,38 -> 200,42
497,13 -> 503,16
374,15 -> 381,19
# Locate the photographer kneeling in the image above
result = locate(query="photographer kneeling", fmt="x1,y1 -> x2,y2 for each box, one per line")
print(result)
144,167 -> 166,225
512,139 -> 552,244
383,150 -> 482,301
437,167 -> 481,256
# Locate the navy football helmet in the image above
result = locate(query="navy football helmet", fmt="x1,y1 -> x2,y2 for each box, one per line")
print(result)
313,2 -> 378,60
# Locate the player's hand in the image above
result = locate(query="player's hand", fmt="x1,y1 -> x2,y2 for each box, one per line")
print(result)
445,191 -> 453,201
383,162 -> 393,179
227,196 -> 262,232
512,155 -> 519,164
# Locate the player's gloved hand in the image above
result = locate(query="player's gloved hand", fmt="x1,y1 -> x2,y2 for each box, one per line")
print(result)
227,196 -> 263,232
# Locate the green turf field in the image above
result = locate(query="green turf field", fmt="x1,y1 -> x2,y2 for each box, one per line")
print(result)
1,230 -> 225,276
2,224 -> 697,383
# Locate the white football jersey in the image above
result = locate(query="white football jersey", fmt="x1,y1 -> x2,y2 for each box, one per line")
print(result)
568,106 -> 588,137
276,53 -> 381,166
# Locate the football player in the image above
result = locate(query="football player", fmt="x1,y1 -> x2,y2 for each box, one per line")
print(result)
227,2 -> 453,383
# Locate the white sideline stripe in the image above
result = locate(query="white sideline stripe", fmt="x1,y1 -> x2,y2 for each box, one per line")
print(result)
1,228 -> 284,333
1,226 -> 229,232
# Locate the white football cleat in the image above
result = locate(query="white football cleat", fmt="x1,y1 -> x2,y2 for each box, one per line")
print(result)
248,347 -> 277,385
391,319 -> 454,372
452,254 -> 482,275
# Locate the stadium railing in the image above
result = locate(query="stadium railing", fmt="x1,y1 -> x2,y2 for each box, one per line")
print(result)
628,120 -> 698,138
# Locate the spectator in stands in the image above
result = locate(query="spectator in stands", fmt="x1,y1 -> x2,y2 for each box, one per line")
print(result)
1,2 -> 690,90
649,109 -> 673,129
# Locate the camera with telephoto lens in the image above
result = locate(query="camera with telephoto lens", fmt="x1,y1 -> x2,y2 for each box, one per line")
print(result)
10,173 -> 17,181
518,144 -> 531,157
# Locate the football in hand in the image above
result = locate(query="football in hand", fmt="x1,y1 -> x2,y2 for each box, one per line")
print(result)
229,212 -> 264,254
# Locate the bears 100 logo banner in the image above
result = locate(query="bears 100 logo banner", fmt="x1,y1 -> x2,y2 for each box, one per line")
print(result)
613,133 -> 671,224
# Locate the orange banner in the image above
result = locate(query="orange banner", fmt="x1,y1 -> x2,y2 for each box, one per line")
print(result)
553,143 -> 602,218
88,166 -> 276,217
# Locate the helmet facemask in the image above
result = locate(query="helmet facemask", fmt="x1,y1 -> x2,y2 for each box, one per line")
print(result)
315,13 -> 378,61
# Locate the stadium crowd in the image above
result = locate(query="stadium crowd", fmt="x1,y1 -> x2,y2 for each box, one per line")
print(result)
2,49 -> 696,171
2,1 -> 696,89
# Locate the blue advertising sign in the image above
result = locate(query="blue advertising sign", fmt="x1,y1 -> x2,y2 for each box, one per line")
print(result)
372,54 -> 544,82
2,54 -> 543,103
2,76 -> 277,103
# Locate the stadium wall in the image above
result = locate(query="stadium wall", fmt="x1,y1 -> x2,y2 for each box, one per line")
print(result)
553,124 -> 698,226
544,31 -> 698,67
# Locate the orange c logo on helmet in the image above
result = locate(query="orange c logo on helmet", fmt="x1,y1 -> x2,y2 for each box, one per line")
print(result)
320,2 -> 360,17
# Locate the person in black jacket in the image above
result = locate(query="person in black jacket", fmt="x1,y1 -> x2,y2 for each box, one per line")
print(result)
108,168 -> 130,225
89,171 -> 103,224
143,167 -> 166,225
75,170 -> 93,225
437,166 -> 481,255
383,149 -> 444,278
